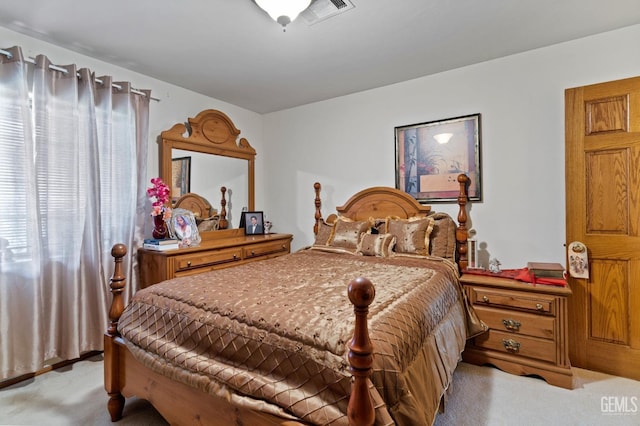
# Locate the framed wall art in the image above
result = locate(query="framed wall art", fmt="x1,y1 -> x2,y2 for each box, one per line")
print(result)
395,113 -> 482,203
171,156 -> 191,202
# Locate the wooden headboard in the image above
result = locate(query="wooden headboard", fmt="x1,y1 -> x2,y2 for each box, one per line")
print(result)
173,193 -> 215,219
313,174 -> 470,270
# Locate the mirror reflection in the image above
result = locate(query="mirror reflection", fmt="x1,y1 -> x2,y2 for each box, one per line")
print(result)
171,149 -> 248,227
160,109 -> 256,239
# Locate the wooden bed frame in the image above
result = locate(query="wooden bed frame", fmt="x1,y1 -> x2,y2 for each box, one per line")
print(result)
104,174 -> 470,425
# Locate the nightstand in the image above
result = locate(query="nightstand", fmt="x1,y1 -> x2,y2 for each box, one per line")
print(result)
460,273 -> 573,389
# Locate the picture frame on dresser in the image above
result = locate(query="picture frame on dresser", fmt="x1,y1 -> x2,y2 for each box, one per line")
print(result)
242,211 -> 264,235
169,208 -> 200,247
395,113 -> 482,203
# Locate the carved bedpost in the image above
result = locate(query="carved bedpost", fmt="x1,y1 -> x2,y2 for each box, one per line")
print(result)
456,174 -> 470,271
105,243 -> 127,421
107,243 -> 127,337
314,182 -> 322,235
347,277 -> 376,426
219,186 -> 228,229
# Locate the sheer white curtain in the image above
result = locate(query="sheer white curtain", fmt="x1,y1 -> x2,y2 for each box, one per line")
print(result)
0,46 -> 149,380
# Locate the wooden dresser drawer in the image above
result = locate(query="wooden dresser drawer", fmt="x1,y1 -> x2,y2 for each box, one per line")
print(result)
470,287 -> 555,314
473,305 -> 555,339
175,247 -> 242,271
242,240 -> 290,259
473,329 -> 556,364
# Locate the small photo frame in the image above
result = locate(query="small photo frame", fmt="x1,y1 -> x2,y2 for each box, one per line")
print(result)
169,208 -> 201,247
242,211 -> 264,235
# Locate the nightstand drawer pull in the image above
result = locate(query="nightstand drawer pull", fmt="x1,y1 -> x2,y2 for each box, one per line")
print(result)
482,295 -> 490,303
187,261 -> 192,267
502,338 -> 521,353
502,319 -> 521,332
536,303 -> 543,311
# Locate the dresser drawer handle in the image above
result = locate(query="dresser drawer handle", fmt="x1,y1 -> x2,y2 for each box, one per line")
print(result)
502,319 -> 521,332
502,338 -> 521,353
187,261 -> 192,267
482,295 -> 490,303
251,250 -> 255,256
536,303 -> 544,311
233,254 -> 237,260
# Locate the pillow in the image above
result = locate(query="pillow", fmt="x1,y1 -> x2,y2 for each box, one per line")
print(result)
386,216 -> 435,256
197,216 -> 219,232
428,212 -> 457,260
313,220 -> 335,246
370,217 -> 387,235
356,233 -> 396,257
327,217 -> 371,251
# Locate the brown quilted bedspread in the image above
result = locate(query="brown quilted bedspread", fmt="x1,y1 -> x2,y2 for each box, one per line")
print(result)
118,248 -> 476,425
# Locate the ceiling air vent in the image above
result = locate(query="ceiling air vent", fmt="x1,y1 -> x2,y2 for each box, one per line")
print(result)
300,0 -> 355,25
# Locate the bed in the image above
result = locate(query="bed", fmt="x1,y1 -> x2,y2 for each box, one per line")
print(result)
104,174 -> 484,425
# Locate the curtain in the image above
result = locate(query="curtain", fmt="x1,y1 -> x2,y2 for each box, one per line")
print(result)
0,46 -> 150,380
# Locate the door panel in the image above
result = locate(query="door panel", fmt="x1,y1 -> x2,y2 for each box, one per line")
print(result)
588,260 -> 628,344
565,76 -> 640,380
585,149 -> 628,234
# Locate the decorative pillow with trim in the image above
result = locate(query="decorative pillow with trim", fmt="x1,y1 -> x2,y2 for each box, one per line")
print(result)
428,212 -> 457,261
327,217 -> 371,251
197,216 -> 220,232
386,216 -> 435,256
356,233 -> 396,257
370,217 -> 387,235
313,220 -> 335,247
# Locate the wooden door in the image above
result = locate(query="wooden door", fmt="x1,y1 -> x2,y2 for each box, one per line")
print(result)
565,76 -> 640,380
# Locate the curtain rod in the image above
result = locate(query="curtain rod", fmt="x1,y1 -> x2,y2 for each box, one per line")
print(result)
0,48 -> 159,102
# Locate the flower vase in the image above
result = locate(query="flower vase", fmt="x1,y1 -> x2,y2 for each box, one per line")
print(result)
152,215 -> 168,239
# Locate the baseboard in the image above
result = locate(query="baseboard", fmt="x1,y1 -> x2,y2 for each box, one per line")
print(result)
0,350 -> 102,389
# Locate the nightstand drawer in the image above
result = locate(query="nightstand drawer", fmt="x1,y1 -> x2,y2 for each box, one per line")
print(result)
473,329 -> 556,364
473,306 -> 555,339
470,287 -> 555,314
175,248 -> 242,271
242,240 -> 290,259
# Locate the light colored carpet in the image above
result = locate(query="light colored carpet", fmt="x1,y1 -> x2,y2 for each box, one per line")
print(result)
1,353 -> 638,425
0,354 -> 167,426
434,362 -> 639,426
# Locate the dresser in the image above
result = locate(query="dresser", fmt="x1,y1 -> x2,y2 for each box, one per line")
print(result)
139,232 -> 292,288
460,273 -> 573,389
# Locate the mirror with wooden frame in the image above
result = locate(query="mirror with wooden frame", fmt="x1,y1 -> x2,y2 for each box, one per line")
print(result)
160,109 -> 256,239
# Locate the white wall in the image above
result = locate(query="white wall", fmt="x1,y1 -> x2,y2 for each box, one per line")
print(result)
262,24 -> 640,268
0,26 -> 265,216
4,24 -> 640,269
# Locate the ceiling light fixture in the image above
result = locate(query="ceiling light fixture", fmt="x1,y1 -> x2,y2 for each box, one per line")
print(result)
255,0 -> 312,31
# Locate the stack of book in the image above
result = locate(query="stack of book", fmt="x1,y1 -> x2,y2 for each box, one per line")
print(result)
527,262 -> 566,283
143,238 -> 180,251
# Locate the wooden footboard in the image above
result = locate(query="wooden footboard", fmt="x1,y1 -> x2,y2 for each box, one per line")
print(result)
104,244 -> 376,425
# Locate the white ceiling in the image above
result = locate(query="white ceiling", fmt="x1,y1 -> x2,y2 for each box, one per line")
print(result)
1,0 -> 639,114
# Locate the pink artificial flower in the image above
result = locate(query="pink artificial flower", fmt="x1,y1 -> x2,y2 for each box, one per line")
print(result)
147,177 -> 172,216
